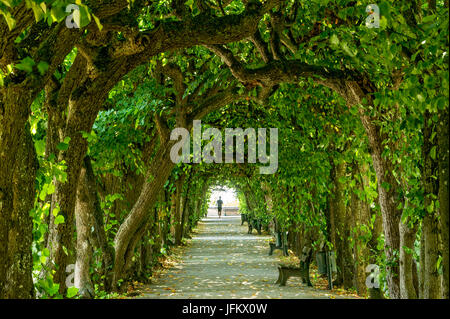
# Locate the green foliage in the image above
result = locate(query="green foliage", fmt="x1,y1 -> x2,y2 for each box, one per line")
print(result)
2,0 -> 446,298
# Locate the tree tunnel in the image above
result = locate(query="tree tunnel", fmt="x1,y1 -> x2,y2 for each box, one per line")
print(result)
0,0 -> 447,301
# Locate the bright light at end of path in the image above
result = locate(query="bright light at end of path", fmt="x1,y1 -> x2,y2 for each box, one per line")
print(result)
209,187 -> 238,207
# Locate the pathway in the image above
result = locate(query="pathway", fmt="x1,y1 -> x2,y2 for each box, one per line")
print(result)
138,216 -> 355,299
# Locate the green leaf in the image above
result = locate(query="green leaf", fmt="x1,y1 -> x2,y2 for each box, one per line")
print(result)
330,34 -> 339,46
427,201 -> 434,213
0,10 -> 16,30
37,61 -> 49,75
49,283 -> 60,296
381,182 -> 391,191
15,56 -> 35,73
77,4 -> 91,28
29,1 -> 45,22
54,215 -> 65,225
50,5 -> 66,23
92,13 -> 102,31
47,183 -> 55,196
35,139 -> 46,157
422,14 -> 436,24
57,137 -> 71,151
430,146 -> 436,160
0,0 -> 14,8
56,142 -> 69,151
67,287 -> 78,298
39,184 -> 48,201
52,206 -> 60,217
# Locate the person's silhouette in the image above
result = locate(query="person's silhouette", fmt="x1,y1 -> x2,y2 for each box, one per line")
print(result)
217,196 -> 223,218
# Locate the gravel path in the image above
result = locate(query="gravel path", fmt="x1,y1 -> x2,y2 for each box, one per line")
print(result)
138,216 -> 355,299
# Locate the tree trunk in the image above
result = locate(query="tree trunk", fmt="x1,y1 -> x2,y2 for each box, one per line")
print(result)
422,214 -> 441,298
359,162 -> 385,299
419,230 -> 425,298
332,160 -> 352,288
360,113 -> 402,299
327,160 -> 337,251
45,97 -> 99,295
367,207 -> 385,299
169,189 -> 177,244
112,142 -> 176,289
180,190 -> 190,240
351,161 -> 371,297
342,202 -> 354,290
174,174 -> 186,245
74,163 -> 95,298
437,105 -> 449,298
332,80 -> 402,298
421,110 -> 441,299
399,218 -> 418,299
0,119 -> 37,298
83,157 -> 115,291
0,80 -> 38,298
46,55 -> 138,294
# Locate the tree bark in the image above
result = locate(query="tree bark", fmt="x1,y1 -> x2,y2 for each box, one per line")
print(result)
46,55 -> 141,294
437,105 -> 449,298
74,163 -> 95,298
180,188 -> 190,241
332,160 -> 352,288
83,157 -> 115,291
0,123 -> 37,298
367,207 -> 385,299
421,110 -> 441,299
112,142 -> 176,289
419,230 -> 425,298
399,218 -> 418,299
0,83 -> 38,298
332,80 -> 402,298
351,161 -> 372,297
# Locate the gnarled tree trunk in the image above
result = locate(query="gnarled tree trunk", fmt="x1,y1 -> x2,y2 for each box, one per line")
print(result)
112,142 -> 176,289
0,88 -> 38,298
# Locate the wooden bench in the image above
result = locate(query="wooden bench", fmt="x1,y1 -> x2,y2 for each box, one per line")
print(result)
275,247 -> 312,287
247,217 -> 262,235
241,213 -> 248,225
315,249 -> 337,290
268,232 -> 288,256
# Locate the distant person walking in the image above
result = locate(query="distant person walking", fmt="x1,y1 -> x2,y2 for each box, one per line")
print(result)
217,196 -> 223,218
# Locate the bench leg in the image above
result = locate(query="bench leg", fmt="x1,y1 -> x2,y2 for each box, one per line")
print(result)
305,263 -> 312,286
282,244 -> 289,256
280,272 -> 289,286
275,268 -> 282,284
256,221 -> 262,235
300,262 -> 313,287
269,243 -> 274,256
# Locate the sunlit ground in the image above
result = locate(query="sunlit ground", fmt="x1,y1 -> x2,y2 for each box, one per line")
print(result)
138,217 -> 358,299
